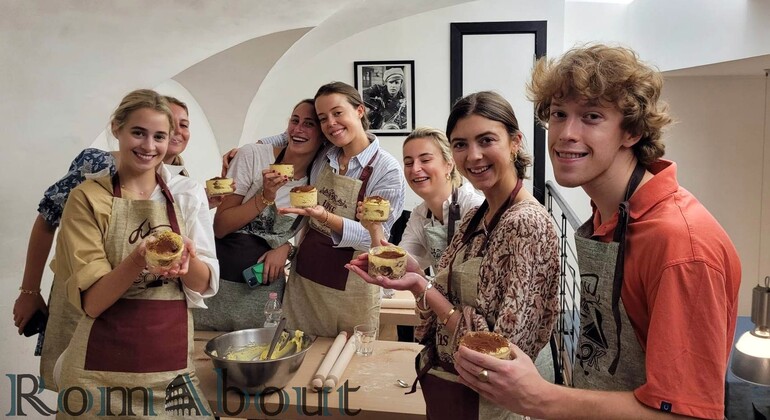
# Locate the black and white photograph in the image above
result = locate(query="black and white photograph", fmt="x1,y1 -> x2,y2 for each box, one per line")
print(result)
354,60 -> 415,136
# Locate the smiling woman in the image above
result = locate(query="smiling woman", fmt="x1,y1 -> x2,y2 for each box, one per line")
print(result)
360,126 -> 483,271
345,91 -> 560,420
196,99 -> 326,331
279,81 -> 407,338
42,89 -> 219,417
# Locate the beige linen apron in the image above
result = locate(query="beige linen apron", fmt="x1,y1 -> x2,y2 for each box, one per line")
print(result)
284,153 -> 380,338
40,275 -> 82,391
411,180 -> 524,420
571,164 -> 646,391
56,173 -> 212,419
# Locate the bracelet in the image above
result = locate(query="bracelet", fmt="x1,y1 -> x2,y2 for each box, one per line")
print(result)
260,194 -> 275,207
440,307 -> 456,327
19,287 -> 40,295
415,279 -> 433,312
320,209 -> 331,226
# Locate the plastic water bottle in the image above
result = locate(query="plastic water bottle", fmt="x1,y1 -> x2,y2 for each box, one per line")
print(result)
263,292 -> 282,328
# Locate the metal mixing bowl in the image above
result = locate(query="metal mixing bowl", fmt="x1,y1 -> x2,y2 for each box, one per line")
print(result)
204,328 -> 315,394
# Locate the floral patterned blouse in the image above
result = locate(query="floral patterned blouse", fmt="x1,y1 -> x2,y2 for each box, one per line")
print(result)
38,148 -> 116,228
416,198 -> 561,361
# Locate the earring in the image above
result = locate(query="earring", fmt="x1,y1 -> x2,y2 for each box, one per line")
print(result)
445,173 -> 451,181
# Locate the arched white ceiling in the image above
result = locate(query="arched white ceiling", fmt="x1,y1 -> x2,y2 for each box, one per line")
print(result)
241,0 -> 476,144
173,28 -> 313,152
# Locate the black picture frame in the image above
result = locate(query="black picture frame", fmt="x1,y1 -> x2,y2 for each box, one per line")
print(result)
450,21 -> 547,203
354,60 -> 415,136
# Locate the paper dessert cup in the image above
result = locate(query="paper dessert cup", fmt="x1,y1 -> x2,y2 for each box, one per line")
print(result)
290,185 -> 317,208
362,196 -> 390,222
270,164 -> 294,178
145,231 -> 184,268
367,245 -> 407,279
206,177 -> 234,196
459,331 -> 512,360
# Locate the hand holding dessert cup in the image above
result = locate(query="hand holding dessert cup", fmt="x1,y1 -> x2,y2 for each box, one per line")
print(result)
260,167 -> 291,203
138,230 -> 196,278
346,240 -> 424,292
278,185 -> 323,217
206,177 -> 235,197
453,334 -> 547,416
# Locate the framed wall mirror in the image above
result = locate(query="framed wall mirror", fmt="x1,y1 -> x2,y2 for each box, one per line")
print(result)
450,21 -> 547,202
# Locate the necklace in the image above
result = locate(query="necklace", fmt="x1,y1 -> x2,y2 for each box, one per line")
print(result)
121,184 -> 152,196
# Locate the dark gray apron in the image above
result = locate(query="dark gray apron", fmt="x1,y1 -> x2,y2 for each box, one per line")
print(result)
572,163 -> 647,390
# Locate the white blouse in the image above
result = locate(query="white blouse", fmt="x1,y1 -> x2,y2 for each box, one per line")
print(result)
399,181 -> 484,270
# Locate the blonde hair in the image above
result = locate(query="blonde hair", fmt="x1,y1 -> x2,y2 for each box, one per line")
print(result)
446,91 -> 532,179
164,95 -> 188,114
404,127 -> 462,188
112,89 -> 174,134
528,44 -> 672,166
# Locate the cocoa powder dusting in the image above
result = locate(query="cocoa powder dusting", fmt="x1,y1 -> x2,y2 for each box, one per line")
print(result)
365,196 -> 387,204
460,332 -> 508,353
375,250 -> 405,259
150,237 -> 179,254
291,185 -> 316,193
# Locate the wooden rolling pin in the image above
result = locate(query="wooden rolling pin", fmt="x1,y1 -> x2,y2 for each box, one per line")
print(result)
311,331 -> 348,391
324,334 -> 357,389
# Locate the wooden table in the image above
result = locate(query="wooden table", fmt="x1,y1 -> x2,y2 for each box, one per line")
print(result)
379,290 -> 420,327
194,332 -> 426,419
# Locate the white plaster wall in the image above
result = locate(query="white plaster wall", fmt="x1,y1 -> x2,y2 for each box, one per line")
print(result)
662,75 -> 768,316
564,0 -> 770,72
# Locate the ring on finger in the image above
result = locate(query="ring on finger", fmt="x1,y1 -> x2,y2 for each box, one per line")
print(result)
477,369 -> 489,383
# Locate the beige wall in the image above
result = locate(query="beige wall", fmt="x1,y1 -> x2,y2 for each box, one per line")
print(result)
662,75 -> 770,315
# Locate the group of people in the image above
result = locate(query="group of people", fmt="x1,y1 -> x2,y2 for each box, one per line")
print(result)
12,43 -> 740,420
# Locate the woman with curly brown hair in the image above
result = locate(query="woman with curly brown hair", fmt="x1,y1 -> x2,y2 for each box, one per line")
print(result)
454,44 -> 741,420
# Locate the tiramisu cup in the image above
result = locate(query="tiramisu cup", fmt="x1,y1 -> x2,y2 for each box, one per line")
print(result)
368,245 -> 407,279
459,331 -> 512,360
269,164 -> 294,178
289,185 -> 317,208
145,231 -> 184,268
206,177 -> 234,196
362,196 -> 390,222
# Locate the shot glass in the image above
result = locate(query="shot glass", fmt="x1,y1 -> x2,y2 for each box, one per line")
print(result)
353,324 -> 377,356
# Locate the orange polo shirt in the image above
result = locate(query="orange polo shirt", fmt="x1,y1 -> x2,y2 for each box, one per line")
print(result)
588,159 -> 741,419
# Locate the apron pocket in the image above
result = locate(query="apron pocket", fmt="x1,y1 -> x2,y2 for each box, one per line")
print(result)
295,228 -> 353,291
85,299 -> 187,373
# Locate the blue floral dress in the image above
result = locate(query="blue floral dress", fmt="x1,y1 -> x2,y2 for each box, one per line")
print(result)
38,148 -> 116,228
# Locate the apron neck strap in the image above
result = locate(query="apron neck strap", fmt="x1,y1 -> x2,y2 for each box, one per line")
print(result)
461,177 -> 522,244
274,147 -> 288,164
111,172 -> 181,235
353,150 -> 380,221
607,161 -> 646,374
449,178 -> 522,296
447,187 -> 461,246
425,187 -> 461,246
